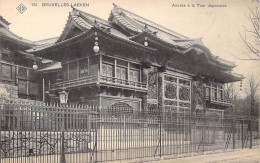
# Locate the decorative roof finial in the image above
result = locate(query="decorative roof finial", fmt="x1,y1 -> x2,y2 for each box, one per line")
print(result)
113,3 -> 117,7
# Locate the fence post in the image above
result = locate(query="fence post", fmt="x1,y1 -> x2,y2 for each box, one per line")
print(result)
159,113 -> 162,158
249,119 -> 252,148
0,103 -> 2,160
124,115 -> 126,141
242,120 -> 244,149
60,106 -> 66,163
95,106 -> 98,162
232,118 -> 236,149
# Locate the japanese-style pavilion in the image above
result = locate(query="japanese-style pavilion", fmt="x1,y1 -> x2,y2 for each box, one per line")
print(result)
0,5 -> 243,117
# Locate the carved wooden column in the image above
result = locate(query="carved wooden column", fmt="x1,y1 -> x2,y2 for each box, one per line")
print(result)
158,72 -> 164,112
141,61 -> 151,112
158,66 -> 166,113
142,67 -> 149,112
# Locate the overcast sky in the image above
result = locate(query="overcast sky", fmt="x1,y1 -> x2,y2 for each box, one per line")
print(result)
1,0 -> 259,93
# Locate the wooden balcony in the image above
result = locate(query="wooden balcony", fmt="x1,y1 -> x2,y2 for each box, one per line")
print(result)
206,96 -> 232,107
50,74 -> 147,92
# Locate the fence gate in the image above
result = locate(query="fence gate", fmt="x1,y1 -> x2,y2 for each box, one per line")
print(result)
0,102 -> 98,163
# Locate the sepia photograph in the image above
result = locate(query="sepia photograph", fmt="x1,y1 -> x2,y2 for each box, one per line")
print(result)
0,0 -> 259,162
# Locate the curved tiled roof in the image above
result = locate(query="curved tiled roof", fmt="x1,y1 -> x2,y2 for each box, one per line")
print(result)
213,57 -> 236,68
111,5 -> 237,70
112,4 -> 187,39
26,37 -> 58,53
46,7 -> 155,53
38,61 -> 61,72
0,27 -> 34,48
111,8 -> 140,33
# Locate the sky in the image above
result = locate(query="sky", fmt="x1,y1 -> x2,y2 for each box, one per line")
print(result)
0,0 -> 259,94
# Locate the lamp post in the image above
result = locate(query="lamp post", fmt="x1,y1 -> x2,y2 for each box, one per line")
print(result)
59,88 -> 68,163
59,89 -> 69,104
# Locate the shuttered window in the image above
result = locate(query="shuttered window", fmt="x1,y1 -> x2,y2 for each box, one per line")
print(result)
1,63 -> 12,79
18,80 -> 27,95
29,82 -> 39,95
18,67 -> 27,78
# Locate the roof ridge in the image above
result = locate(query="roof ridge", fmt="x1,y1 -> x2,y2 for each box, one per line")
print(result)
73,7 -> 111,24
173,38 -> 202,41
113,4 -> 188,39
35,37 -> 59,42
0,16 -> 11,25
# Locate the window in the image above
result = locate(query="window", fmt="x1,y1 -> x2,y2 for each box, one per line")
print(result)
220,90 -> 223,100
18,67 -> 27,78
89,57 -> 98,76
102,64 -> 113,77
108,102 -> 133,117
18,80 -> 27,95
2,53 -> 11,62
116,67 -> 127,82
1,63 -> 12,79
69,62 -> 77,80
164,75 -> 191,109
206,87 -> 210,98
129,70 -> 139,82
129,63 -> 140,85
63,64 -> 68,81
79,59 -> 88,77
29,82 -> 39,95
214,89 -> 217,99
101,56 -> 141,85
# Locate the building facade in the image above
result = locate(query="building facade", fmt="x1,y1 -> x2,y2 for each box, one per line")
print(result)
0,16 -> 42,102
0,5 -> 243,117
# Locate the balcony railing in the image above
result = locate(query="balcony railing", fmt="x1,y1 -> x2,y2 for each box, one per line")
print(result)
206,96 -> 232,106
50,74 -> 147,91
50,75 -> 98,90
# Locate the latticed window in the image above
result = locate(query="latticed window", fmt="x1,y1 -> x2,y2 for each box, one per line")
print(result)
108,102 -> 133,117
164,74 -> 191,109
179,79 -> 190,101
179,87 -> 190,101
165,84 -> 177,99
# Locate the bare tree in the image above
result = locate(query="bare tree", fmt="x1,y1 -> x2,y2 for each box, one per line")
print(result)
239,7 -> 260,61
245,74 -> 260,117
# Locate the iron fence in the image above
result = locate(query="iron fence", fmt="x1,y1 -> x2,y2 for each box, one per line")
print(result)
0,102 -> 259,163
